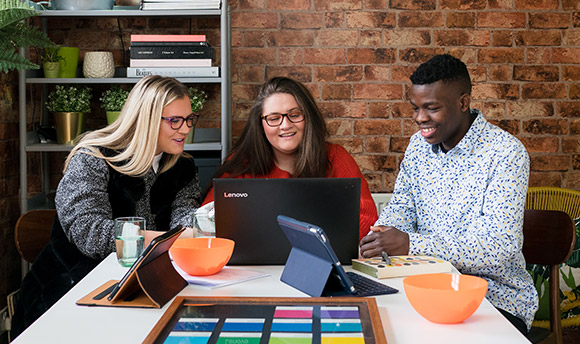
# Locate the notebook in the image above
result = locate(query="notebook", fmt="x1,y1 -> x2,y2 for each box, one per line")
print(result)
214,178 -> 361,265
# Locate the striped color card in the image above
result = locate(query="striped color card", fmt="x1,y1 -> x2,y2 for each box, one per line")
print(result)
320,319 -> 362,332
221,318 -> 265,332
321,332 -> 365,344
173,318 -> 219,331
164,331 -> 212,344
274,306 -> 313,319
320,306 -> 360,319
270,319 -> 313,332
269,332 -> 313,344
217,332 -> 262,344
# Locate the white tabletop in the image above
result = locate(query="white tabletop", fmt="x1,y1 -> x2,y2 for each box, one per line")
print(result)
13,253 -> 531,343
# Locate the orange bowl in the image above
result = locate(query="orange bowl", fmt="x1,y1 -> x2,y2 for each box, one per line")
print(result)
403,273 -> 488,324
170,238 -> 234,276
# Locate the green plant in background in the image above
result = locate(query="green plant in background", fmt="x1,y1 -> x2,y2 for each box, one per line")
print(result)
100,86 -> 129,112
0,0 -> 56,73
189,86 -> 207,113
40,46 -> 64,63
46,85 -> 92,113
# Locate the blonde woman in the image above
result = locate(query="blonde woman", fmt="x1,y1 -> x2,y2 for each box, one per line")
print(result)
12,75 -> 201,338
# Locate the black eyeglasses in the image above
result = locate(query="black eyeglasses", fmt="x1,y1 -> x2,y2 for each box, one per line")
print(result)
261,108 -> 305,127
161,113 -> 199,130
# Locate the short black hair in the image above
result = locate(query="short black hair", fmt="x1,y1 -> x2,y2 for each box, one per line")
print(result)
410,54 -> 472,94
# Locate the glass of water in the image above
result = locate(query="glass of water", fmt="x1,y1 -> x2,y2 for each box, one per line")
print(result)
114,217 -> 145,267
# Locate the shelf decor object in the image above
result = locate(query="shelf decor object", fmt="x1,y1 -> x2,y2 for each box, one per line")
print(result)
51,0 -> 114,10
100,85 -> 129,124
186,86 -> 207,143
46,85 -> 92,144
56,46 -> 80,78
83,51 -> 115,78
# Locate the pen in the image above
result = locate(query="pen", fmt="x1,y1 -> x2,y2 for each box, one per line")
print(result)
381,250 -> 392,265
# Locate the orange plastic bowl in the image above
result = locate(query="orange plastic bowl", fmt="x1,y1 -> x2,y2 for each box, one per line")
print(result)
170,238 -> 234,276
403,273 -> 488,324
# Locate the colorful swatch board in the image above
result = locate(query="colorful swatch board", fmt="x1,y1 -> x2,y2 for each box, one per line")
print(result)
162,303 -> 374,344
352,255 -> 453,279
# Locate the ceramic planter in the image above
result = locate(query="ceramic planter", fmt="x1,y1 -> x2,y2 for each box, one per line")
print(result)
106,111 -> 121,125
43,62 -> 60,78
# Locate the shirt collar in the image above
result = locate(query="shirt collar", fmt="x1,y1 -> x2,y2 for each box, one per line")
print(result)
152,153 -> 163,173
430,109 -> 484,155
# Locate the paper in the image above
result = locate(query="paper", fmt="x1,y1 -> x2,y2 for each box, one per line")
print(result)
173,263 -> 269,289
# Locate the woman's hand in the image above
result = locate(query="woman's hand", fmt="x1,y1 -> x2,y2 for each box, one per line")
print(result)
359,225 -> 410,258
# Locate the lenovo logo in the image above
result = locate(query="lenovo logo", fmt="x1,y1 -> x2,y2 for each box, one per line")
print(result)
224,192 -> 248,198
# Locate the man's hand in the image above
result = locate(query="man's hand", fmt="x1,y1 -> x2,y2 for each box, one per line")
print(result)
359,225 -> 410,258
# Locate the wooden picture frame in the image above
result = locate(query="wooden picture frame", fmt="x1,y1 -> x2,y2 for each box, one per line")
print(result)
144,296 -> 387,344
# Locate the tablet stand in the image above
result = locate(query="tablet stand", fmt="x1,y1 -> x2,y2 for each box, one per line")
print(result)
281,247 -> 346,297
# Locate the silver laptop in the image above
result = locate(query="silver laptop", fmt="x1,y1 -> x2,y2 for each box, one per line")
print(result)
214,178 -> 360,265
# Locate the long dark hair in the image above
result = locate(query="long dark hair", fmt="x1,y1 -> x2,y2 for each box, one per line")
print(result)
204,77 -> 329,195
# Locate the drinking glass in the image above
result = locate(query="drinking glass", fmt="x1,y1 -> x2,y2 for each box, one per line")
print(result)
114,217 -> 145,267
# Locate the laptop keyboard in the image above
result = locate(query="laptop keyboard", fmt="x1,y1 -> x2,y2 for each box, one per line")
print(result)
347,272 -> 399,296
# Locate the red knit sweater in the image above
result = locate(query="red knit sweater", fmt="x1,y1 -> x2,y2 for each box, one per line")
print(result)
203,144 -> 378,240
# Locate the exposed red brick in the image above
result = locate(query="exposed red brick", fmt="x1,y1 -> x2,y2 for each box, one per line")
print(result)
265,66 -> 311,82
366,0 -> 387,10
233,48 -> 277,64
526,47 -> 551,64
563,0 -> 580,10
390,136 -> 410,153
238,66 -> 266,82
384,30 -> 431,46
523,119 -> 568,135
446,12 -> 476,28
508,101 -> 554,118
232,12 -> 278,28
435,30 -> 490,46
529,13 -> 571,29
483,102 -> 507,118
315,0 -> 363,10
529,172 -> 562,187
346,11 -> 395,28
266,0 -> 310,10
330,137 -> 364,153
558,102 -> 580,118
365,102 -> 388,120
366,137 -> 388,153
232,84 -> 261,101
354,84 -> 404,100
391,66 -> 416,82
515,0 -> 559,10
488,119 -> 520,136
315,30 -> 358,46
562,137 -> 580,152
478,48 -> 525,63
570,120 -> 580,135
570,84 -> 580,100
321,84 -> 352,100
553,48 -> 580,63
514,66 -> 559,82
360,31 -> 382,46
492,31 -> 514,46
347,48 -> 396,64
403,119 -> 419,135
563,171 -> 580,188
399,48 -> 445,64
390,0 -> 436,10
364,66 -> 390,81
314,66 -> 363,82
304,48 -> 345,64
478,12 -> 526,28
472,84 -> 519,100
530,155 -> 570,171
515,30 -> 562,46
520,137 -> 559,153
354,119 -> 402,135
236,0 -> 265,10
267,31 -> 314,46
572,155 -> 580,170
326,119 -> 353,135
355,155 -> 399,172
392,102 -> 414,118
563,29 -> 580,45
440,0 -> 486,9
325,12 -> 344,28
575,12 -> 580,27
398,12 -> 444,27
320,102 -> 367,118
489,65 -> 512,81
446,48 -> 477,64
522,83 -> 567,99
242,31 -> 266,47
278,48 -> 304,65
281,13 -> 324,29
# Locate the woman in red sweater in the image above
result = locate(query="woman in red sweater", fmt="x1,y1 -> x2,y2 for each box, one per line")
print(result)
202,77 -> 377,239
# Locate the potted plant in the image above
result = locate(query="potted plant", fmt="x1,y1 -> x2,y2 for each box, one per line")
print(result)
40,46 -> 64,78
186,86 -> 207,143
0,0 -> 57,73
46,85 -> 92,144
100,86 -> 129,124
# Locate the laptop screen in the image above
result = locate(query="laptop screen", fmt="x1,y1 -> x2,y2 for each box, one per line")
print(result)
214,178 -> 361,265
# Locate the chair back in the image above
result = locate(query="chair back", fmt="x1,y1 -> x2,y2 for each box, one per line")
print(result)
526,187 -> 580,219
523,209 -> 576,344
14,209 -> 56,264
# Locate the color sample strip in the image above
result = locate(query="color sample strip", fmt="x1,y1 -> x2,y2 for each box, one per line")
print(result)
221,318 -> 265,332
269,332 -> 313,344
320,319 -> 362,332
271,319 -> 313,332
320,306 -> 359,319
173,318 -> 219,331
164,331 -> 212,344
274,306 -> 313,319
321,332 -> 364,344
217,332 -> 261,344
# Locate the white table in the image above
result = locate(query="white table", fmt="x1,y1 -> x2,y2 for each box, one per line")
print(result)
13,254 -> 531,343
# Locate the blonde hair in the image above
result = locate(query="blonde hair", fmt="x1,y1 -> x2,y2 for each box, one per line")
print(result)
64,75 -> 191,176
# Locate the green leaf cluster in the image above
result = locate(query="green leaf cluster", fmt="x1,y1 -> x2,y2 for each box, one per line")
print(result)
0,0 -> 56,73
100,86 -> 129,111
189,87 -> 207,113
46,85 -> 93,113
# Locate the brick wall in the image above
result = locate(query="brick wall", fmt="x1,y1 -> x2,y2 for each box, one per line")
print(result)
33,0 -> 580,194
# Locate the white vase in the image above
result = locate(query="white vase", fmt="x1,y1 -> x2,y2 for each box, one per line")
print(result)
83,51 -> 115,78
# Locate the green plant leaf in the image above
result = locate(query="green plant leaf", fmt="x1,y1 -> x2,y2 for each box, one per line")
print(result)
0,48 -> 38,72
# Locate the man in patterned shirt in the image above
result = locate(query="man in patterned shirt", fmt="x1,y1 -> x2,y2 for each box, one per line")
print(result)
359,54 -> 538,335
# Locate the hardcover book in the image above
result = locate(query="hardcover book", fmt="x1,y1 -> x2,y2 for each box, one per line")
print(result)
130,45 -> 212,59
130,34 -> 206,43
352,255 -> 453,279
127,66 -> 219,78
129,58 -> 212,67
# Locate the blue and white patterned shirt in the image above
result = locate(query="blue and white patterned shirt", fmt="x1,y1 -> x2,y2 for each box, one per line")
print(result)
377,109 -> 538,328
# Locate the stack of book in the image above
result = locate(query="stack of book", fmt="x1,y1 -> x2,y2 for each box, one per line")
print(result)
140,0 -> 221,10
128,34 -> 219,78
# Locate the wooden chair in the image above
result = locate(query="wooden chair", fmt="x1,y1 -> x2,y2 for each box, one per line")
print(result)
526,187 -> 580,219
14,209 -> 56,264
523,209 -> 576,344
